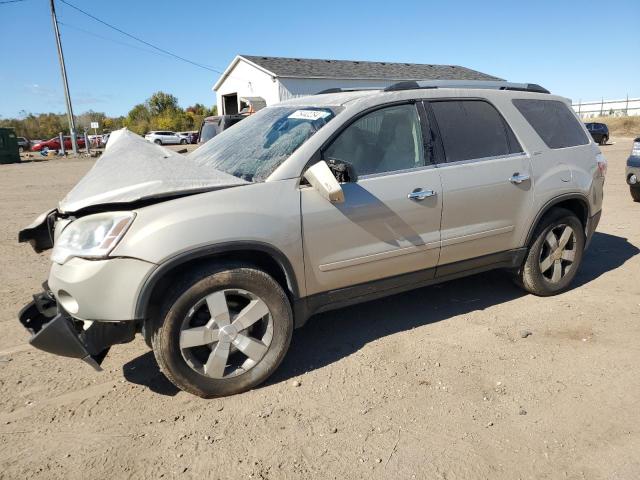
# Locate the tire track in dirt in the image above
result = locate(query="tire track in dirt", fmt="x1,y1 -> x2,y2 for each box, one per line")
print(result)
0,381 -> 114,424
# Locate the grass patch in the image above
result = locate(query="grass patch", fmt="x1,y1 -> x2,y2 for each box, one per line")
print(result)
584,116 -> 640,137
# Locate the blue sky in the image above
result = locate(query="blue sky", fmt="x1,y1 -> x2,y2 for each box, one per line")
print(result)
1,0 -> 638,118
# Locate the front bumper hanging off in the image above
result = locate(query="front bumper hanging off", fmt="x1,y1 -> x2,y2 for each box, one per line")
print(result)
18,289 -> 136,371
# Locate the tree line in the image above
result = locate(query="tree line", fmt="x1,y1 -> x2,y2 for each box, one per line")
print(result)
0,91 -> 217,139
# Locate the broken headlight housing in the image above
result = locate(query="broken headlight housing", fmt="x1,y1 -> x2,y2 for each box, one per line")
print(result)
51,212 -> 135,264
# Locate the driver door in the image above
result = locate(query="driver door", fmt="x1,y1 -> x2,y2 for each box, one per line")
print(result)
301,103 -> 443,296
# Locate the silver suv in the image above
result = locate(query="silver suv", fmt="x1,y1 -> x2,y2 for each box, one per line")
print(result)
18,81 -> 606,397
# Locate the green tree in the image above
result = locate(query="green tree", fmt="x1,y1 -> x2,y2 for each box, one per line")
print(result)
124,103 -> 152,134
0,91 -> 213,140
147,92 -> 179,116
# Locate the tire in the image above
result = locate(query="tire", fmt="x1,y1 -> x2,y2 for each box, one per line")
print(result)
631,186 -> 640,202
599,136 -> 608,145
18,146 -> 24,153
516,208 -> 585,296
180,139 -> 187,145
154,139 -> 162,145
150,264 -> 293,398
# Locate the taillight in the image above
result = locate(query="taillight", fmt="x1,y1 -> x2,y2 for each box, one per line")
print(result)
596,153 -> 607,177
631,140 -> 640,157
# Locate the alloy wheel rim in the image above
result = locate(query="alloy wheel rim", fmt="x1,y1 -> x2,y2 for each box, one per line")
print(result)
538,224 -> 577,283
179,289 -> 273,379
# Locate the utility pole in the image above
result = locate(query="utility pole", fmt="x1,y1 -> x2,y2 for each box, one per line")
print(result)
49,0 -> 78,154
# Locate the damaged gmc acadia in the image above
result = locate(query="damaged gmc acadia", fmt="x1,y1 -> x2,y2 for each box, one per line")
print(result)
18,82 -> 604,397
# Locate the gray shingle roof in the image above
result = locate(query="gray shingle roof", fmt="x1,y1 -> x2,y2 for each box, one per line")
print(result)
241,55 -> 502,81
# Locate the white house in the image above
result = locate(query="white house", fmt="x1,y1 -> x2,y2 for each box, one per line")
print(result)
213,55 -> 501,115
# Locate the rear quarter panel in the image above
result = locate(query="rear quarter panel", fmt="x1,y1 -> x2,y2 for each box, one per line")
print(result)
497,96 -> 600,246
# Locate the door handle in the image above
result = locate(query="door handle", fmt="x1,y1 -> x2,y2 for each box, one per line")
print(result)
408,189 -> 437,201
509,173 -> 531,184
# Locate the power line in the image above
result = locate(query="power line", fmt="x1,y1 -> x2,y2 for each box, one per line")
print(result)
58,21 -> 178,61
59,0 -> 225,74
0,0 -> 28,4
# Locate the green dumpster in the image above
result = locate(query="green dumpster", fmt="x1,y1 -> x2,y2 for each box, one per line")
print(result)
0,127 -> 21,164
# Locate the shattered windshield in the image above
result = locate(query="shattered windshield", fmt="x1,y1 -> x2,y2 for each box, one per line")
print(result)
189,106 -> 342,181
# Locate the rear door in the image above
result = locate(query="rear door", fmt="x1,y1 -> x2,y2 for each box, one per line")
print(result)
426,99 -> 534,268
301,102 -> 443,295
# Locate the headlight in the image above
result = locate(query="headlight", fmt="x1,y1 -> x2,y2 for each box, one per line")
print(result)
51,212 -> 135,264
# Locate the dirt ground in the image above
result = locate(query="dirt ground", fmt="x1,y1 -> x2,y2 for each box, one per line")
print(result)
1,139 -> 639,480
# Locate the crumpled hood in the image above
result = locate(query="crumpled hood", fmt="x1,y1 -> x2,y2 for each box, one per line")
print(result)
59,128 -> 249,213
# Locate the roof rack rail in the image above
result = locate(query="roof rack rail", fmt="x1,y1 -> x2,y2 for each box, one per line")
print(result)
315,87 -> 379,95
383,80 -> 550,94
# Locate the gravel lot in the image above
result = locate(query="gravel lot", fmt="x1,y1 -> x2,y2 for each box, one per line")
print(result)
1,138 -> 639,479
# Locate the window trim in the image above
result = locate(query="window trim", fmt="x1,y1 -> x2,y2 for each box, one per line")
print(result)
424,97 -> 523,165
432,151 -> 527,169
315,100 -> 432,181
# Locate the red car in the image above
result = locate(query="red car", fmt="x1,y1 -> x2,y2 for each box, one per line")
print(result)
31,136 -> 86,152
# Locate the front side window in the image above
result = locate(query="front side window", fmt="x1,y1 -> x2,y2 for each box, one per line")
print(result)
513,99 -> 589,149
189,106 -> 341,181
324,104 -> 424,177
430,100 -> 521,163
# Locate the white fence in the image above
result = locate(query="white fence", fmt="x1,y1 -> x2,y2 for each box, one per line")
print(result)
572,97 -> 640,118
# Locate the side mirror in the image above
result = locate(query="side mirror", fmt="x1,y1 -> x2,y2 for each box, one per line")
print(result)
303,161 -> 345,204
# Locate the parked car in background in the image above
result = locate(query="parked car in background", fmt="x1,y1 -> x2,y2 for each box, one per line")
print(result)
31,136 -> 86,152
627,137 -> 640,202
144,131 -> 186,145
88,135 -> 103,148
585,122 -> 609,145
177,131 -> 199,144
17,137 -> 30,152
18,80 -> 606,398
198,115 -> 245,144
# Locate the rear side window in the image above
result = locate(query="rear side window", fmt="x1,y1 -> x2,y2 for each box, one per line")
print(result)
512,99 -> 589,149
430,100 -> 522,163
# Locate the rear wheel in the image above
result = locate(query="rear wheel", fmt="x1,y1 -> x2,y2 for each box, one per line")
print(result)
516,208 -> 585,296
18,146 -> 24,153
150,265 -> 293,398
631,186 -> 640,202
599,136 -> 608,145
180,139 -> 187,145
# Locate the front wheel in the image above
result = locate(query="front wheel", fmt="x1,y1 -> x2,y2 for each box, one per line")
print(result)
150,265 -> 293,398
154,139 -> 162,145
516,208 -> 585,296
599,136 -> 608,145
631,186 -> 640,202
180,139 -> 187,145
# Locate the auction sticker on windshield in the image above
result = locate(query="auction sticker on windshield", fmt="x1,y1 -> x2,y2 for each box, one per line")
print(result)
288,110 -> 331,120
